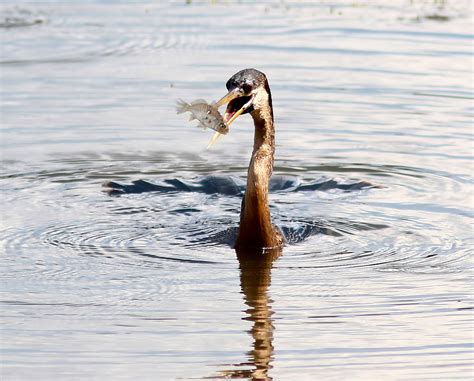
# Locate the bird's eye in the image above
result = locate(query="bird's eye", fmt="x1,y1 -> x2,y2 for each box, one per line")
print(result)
242,84 -> 252,94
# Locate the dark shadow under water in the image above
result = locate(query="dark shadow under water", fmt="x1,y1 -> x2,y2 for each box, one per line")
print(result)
103,174 -> 376,197
103,175 -> 382,247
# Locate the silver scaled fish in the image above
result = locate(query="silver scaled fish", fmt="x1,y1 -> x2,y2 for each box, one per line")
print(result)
176,99 -> 229,135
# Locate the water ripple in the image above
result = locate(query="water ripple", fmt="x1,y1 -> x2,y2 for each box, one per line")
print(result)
1,2 -> 472,378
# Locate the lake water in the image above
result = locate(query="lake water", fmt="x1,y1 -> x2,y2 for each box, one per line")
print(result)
1,1 -> 473,380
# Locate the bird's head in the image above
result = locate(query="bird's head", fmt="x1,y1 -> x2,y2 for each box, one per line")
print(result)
215,68 -> 273,127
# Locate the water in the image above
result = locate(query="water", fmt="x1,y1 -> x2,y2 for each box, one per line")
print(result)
1,1 -> 473,380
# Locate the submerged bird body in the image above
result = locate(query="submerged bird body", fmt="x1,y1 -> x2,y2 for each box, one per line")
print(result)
176,99 -> 229,135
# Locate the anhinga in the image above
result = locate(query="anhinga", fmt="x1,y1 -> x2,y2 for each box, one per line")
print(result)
215,68 -> 284,250
104,68 -> 285,250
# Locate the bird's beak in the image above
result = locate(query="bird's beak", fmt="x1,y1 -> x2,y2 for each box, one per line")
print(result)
215,87 -> 243,108
215,88 -> 254,126
208,88 -> 254,148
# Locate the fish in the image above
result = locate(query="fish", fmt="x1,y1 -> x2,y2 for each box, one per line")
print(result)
176,99 -> 229,135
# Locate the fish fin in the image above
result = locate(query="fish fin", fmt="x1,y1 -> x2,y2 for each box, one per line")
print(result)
189,114 -> 196,121
176,99 -> 189,114
190,99 -> 207,105
207,131 -> 222,149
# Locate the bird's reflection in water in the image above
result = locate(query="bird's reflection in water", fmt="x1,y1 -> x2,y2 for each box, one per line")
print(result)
213,247 -> 281,380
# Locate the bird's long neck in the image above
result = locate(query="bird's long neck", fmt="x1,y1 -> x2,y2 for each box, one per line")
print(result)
236,97 -> 282,249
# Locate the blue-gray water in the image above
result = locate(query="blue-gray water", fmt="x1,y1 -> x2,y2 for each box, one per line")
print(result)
1,1 -> 473,380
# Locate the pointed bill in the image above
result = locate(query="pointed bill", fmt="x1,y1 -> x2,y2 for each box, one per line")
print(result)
207,88 -> 254,148
214,88 -> 244,108
207,131 -> 222,148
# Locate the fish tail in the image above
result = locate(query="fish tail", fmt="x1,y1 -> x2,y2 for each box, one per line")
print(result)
176,99 -> 189,114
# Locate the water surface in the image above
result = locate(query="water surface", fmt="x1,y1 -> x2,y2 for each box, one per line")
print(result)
1,1 -> 473,380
